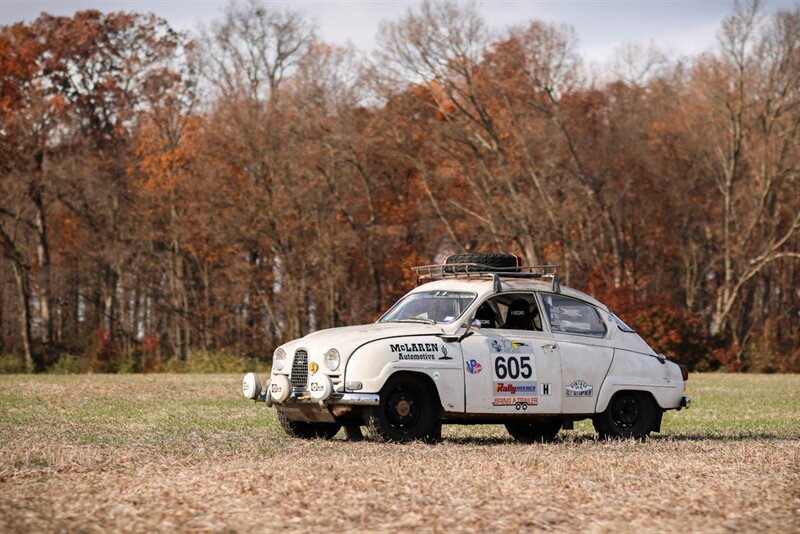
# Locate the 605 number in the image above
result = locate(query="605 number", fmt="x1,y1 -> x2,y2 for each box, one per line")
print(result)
494,356 -> 533,379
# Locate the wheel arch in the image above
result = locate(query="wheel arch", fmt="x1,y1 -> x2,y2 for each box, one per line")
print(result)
596,385 -> 663,413
382,370 -> 444,413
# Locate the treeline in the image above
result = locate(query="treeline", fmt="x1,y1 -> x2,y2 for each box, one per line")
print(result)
1,1 -> 798,373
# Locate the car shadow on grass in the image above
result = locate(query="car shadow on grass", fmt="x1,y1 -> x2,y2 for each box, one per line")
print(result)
435,431 -> 797,446
650,432 -> 799,442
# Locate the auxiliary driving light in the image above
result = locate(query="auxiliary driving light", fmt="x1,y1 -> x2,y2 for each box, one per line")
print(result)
269,374 -> 291,403
242,372 -> 262,400
309,362 -> 319,374
309,374 -> 333,401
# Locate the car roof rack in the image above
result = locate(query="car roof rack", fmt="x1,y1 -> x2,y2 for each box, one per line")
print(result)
412,263 -> 561,293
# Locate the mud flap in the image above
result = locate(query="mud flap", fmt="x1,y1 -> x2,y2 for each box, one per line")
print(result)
653,410 -> 663,433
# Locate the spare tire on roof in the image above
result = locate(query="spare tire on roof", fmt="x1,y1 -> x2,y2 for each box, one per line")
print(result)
444,252 -> 520,273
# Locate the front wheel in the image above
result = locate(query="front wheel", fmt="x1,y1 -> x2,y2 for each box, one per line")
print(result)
505,418 -> 562,443
277,411 -> 341,440
367,374 -> 441,443
592,391 -> 658,440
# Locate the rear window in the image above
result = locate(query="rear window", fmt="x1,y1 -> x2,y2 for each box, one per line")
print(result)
542,294 -> 607,337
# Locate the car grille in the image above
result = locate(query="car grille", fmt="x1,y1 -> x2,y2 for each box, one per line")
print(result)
291,349 -> 308,391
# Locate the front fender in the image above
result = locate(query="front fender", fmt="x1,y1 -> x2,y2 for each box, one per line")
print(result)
344,336 -> 465,412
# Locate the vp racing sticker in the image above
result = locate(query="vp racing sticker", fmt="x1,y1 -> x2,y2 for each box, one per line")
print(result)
465,359 -> 482,374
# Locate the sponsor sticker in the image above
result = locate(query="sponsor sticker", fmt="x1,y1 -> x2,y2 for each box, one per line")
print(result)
466,359 -> 482,374
494,382 -> 537,395
565,379 -> 593,397
489,338 -> 530,353
390,342 -> 440,361
492,397 -> 538,408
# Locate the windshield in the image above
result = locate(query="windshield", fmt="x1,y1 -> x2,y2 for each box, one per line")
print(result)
380,291 -> 477,325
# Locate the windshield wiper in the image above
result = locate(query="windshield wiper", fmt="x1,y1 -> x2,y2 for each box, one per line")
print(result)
390,318 -> 436,325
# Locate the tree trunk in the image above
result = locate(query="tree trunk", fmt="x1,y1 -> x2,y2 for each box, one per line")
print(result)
11,260 -> 35,373
0,283 -> 5,354
31,183 -> 53,362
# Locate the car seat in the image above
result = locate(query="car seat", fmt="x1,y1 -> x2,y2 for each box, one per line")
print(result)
474,302 -> 498,328
503,299 -> 535,330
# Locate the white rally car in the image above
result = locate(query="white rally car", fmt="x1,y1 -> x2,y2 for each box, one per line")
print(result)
242,253 -> 690,443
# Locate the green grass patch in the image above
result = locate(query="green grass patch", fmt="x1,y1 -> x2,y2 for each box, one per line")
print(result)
0,373 -> 796,456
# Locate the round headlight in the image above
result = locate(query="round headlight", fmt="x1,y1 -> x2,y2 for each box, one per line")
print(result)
273,348 -> 286,372
324,348 -> 340,371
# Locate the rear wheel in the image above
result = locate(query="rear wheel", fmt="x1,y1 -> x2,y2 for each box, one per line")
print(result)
277,411 -> 340,440
505,418 -> 562,443
592,391 -> 657,440
367,374 -> 440,443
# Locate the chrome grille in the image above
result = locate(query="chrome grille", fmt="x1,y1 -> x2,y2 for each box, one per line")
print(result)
291,349 -> 308,391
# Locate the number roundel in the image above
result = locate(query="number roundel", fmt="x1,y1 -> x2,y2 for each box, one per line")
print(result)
493,355 -> 532,379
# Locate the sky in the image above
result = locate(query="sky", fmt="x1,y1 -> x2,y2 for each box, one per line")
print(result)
2,0 -> 798,65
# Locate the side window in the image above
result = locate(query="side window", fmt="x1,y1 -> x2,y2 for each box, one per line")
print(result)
474,294 -> 542,331
542,294 -> 607,337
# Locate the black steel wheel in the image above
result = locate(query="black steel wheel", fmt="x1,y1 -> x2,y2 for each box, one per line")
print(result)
592,391 -> 658,440
277,411 -> 341,440
367,374 -> 440,443
505,418 -> 562,443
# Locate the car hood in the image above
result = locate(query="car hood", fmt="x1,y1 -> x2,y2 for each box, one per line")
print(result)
280,322 -> 445,359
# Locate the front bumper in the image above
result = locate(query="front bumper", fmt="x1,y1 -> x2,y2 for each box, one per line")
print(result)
260,386 -> 379,407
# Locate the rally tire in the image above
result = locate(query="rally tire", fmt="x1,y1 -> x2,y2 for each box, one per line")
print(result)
367,374 -> 441,443
277,411 -> 341,440
444,253 -> 520,272
592,391 -> 658,440
505,418 -> 562,443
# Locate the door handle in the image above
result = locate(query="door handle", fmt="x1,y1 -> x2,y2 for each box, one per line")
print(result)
542,343 -> 557,351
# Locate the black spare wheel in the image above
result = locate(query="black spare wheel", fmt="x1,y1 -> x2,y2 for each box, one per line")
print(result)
444,252 -> 520,272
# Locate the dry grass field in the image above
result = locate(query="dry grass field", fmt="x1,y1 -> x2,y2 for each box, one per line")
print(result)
1,373 -> 798,533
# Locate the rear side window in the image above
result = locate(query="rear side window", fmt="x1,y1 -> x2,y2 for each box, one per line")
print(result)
611,313 -> 636,333
542,295 -> 607,337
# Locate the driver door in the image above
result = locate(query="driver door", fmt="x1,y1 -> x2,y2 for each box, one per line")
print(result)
460,293 -> 562,414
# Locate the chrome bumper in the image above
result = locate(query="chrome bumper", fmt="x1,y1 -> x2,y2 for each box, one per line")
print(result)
261,386 -> 379,407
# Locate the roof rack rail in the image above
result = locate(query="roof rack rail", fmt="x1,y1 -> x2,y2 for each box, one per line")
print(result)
412,262 -> 559,283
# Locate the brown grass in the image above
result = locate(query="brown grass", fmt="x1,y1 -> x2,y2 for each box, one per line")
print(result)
1,374 -> 798,533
